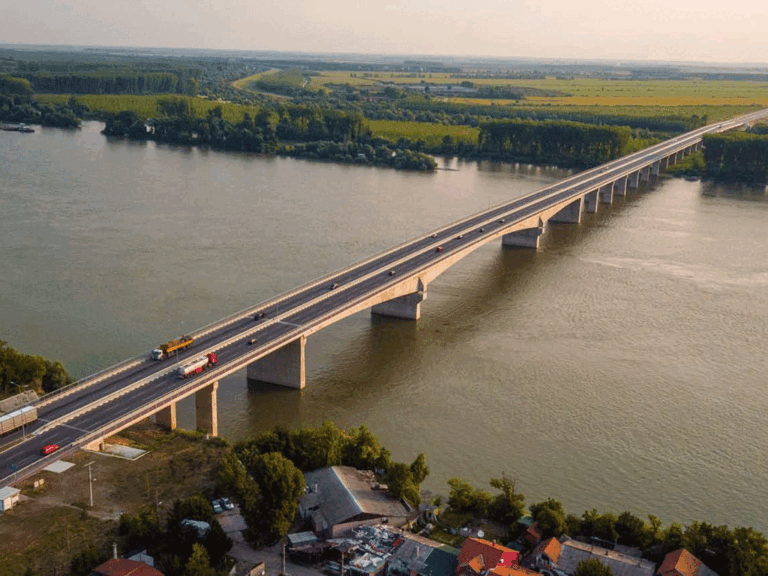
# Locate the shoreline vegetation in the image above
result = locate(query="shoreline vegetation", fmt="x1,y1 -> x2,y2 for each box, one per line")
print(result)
2,50 -> 766,178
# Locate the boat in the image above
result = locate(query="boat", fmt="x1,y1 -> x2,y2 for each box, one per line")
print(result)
0,123 -> 34,133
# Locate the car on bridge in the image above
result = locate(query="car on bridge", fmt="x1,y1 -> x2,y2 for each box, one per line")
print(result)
329,283 -> 338,290
435,246 -> 444,253
388,270 -> 396,276
41,444 -> 59,456
247,338 -> 258,345
253,312 -> 266,320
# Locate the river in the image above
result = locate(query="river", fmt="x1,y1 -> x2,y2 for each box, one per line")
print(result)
2,121 -> 768,532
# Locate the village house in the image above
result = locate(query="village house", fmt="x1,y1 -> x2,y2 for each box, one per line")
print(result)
657,549 -> 719,576
299,466 -> 413,538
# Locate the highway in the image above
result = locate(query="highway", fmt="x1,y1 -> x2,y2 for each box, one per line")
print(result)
2,109 -> 767,485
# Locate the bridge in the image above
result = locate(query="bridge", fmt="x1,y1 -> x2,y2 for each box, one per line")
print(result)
2,109 -> 767,486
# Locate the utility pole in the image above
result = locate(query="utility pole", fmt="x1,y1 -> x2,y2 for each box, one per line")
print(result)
84,461 -> 95,507
281,543 -> 287,576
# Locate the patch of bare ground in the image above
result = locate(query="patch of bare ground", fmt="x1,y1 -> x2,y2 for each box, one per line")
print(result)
0,420 -> 229,576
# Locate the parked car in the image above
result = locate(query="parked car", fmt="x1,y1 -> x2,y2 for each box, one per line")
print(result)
211,499 -> 224,514
220,497 -> 234,510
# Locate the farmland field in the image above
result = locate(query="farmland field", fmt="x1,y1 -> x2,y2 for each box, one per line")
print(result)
366,120 -> 479,146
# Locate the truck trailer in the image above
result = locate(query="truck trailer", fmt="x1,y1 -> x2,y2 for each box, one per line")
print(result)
0,405 -> 38,436
152,335 -> 194,360
177,353 -> 218,378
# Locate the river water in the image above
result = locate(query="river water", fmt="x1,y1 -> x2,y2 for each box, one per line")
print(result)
2,122 -> 768,532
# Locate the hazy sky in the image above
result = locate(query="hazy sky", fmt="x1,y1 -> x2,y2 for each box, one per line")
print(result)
2,0 -> 768,63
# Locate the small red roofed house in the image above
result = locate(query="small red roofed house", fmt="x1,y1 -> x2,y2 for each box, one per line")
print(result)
524,522 -> 542,546
658,549 -> 719,576
525,537 -> 562,571
91,558 -> 164,576
457,538 -> 525,576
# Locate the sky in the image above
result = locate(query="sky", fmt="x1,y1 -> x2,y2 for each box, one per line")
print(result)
2,0 -> 768,64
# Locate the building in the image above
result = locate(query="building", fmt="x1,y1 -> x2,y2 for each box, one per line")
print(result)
456,538 -> 536,576
0,486 -> 20,513
658,549 -> 719,576
300,467 -> 413,538
91,558 -> 163,576
554,538 -> 656,576
526,537 -> 562,571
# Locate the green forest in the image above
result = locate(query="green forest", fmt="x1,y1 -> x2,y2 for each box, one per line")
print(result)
0,340 -> 71,397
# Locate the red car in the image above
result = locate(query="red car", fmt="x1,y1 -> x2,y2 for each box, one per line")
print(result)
436,246 -> 444,253
41,444 -> 59,456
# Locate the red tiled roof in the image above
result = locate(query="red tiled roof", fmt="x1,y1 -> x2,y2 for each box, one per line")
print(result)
528,537 -> 562,565
93,559 -> 164,576
491,564 -> 539,576
457,538 -> 520,576
525,523 -> 542,542
658,549 -> 703,576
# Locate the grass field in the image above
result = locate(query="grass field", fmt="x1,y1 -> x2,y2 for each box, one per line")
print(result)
366,120 -> 480,146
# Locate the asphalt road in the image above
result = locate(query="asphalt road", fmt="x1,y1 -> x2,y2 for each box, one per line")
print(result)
2,110 -> 767,485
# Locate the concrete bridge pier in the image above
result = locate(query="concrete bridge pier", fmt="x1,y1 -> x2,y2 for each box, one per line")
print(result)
676,151 -> 684,162
599,184 -> 614,204
155,402 -> 177,430
372,289 -> 427,320
640,166 -> 651,184
583,190 -> 599,213
549,198 -> 582,224
247,336 -> 306,389
628,171 -> 640,189
667,153 -> 676,166
660,157 -> 669,171
613,176 -> 628,197
502,224 -> 544,248
196,381 -> 218,436
651,161 -> 661,177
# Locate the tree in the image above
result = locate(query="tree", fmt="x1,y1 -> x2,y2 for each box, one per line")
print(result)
387,462 -> 420,505
410,453 -> 430,485
447,477 -> 492,516
240,451 -> 305,546
183,543 -> 215,576
488,474 -> 525,526
530,498 -> 566,539
575,558 -> 612,576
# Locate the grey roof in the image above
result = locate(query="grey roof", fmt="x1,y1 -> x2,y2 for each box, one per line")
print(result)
303,467 -> 410,528
0,487 -> 20,500
556,538 -> 656,576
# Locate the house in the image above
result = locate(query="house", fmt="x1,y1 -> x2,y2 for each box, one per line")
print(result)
524,522 -> 542,546
0,486 -> 20,513
658,549 -> 719,576
299,466 -> 413,538
553,538 -> 656,576
91,558 -> 163,576
456,538 -> 535,576
526,537 -> 562,571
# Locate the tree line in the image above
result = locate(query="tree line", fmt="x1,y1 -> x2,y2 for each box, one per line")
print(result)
702,132 -> 768,184
18,70 -> 198,96
0,339 -> 71,396
446,476 -> 768,576
102,98 -> 437,171
478,118 -> 632,167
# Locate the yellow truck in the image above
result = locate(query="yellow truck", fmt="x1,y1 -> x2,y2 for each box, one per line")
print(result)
151,335 -> 194,360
